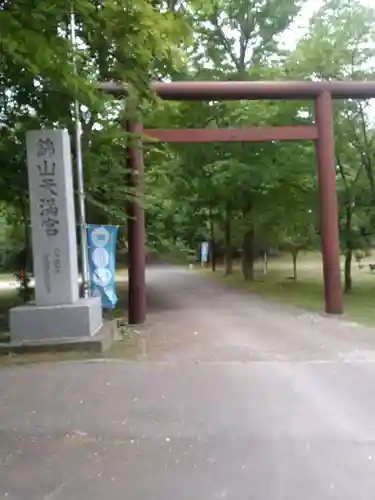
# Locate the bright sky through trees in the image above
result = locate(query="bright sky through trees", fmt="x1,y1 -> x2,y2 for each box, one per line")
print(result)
284,0 -> 375,50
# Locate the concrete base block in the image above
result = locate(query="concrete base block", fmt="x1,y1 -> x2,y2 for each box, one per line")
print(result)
0,320 -> 117,356
9,297 -> 103,342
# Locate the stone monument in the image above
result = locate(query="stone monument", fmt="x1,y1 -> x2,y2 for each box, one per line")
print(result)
9,129 -> 103,342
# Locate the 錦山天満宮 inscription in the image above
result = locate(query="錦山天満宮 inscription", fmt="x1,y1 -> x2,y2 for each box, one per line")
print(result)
37,159 -> 60,237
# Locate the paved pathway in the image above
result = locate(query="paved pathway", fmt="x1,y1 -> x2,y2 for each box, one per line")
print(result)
2,266 -> 375,499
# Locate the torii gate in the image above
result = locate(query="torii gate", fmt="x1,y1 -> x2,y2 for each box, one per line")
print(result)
99,80 -> 375,324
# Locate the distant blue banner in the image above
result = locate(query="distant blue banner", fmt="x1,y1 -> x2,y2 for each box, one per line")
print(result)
86,225 -> 119,309
201,241 -> 209,263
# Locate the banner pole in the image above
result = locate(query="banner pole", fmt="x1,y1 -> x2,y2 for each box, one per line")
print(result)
69,8 -> 90,298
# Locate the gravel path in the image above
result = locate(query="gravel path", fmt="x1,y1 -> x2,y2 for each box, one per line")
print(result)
142,266 -> 375,363
2,265 -> 375,499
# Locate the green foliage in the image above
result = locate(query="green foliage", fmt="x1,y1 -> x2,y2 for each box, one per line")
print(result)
0,0 -> 192,270
14,270 -> 33,303
191,0 -> 303,74
3,0 -> 375,303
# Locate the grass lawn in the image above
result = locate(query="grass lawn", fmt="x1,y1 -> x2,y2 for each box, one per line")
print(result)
0,290 -> 21,341
0,273 -> 17,283
207,252 -> 375,326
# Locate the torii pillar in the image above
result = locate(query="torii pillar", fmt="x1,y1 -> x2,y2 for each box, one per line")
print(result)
126,106 -> 146,324
315,91 -> 342,314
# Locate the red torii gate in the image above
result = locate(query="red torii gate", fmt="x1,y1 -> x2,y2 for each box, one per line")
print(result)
99,80 -> 375,324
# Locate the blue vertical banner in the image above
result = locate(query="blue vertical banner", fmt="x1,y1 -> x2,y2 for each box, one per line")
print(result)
201,241 -> 209,264
86,225 -> 119,309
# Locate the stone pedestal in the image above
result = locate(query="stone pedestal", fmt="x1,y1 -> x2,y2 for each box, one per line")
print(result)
10,297 -> 102,342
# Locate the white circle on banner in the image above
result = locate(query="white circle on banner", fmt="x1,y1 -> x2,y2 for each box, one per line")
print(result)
93,267 -> 112,286
92,247 -> 109,268
91,227 -> 110,248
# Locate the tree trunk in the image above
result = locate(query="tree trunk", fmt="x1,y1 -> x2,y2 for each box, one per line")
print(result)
20,202 -> 32,275
292,251 -> 298,280
344,204 -> 353,293
224,207 -> 232,275
344,250 -> 352,293
242,229 -> 255,281
209,209 -> 216,272
23,221 -> 31,278
263,251 -> 268,275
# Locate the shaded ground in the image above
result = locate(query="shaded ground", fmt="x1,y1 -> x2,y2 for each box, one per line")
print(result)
2,266 -> 375,499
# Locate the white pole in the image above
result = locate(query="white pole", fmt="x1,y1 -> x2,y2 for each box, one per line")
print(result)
69,9 -> 90,298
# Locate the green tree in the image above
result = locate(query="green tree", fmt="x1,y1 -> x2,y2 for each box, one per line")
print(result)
0,0 -> 192,273
288,0 -> 375,292
191,0 -> 303,76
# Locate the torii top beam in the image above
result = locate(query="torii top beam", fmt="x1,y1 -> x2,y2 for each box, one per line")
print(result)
98,80 -> 375,101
